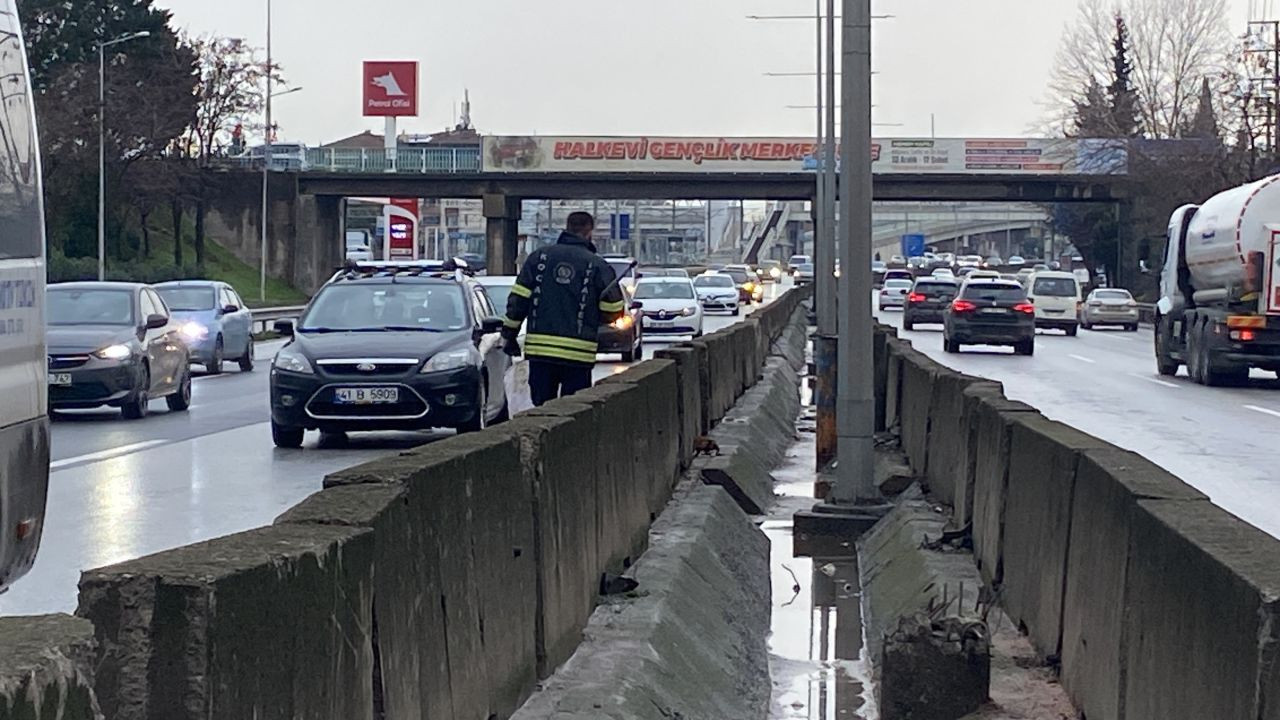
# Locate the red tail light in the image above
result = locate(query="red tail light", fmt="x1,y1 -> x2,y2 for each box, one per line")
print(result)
951,299 -> 977,313
1014,303 -> 1035,314
907,292 -> 926,303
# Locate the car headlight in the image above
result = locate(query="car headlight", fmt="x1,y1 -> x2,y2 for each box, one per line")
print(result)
422,347 -> 476,373
179,321 -> 208,342
680,306 -> 698,317
611,315 -> 635,330
93,344 -> 133,361
770,267 -> 781,278
743,282 -> 755,292
273,346 -> 313,374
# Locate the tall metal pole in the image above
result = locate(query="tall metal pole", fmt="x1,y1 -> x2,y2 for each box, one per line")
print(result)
832,0 -> 879,503
259,0 -> 272,302
823,0 -> 838,290
814,0 -> 825,260
98,43 -> 106,281
815,0 -> 841,472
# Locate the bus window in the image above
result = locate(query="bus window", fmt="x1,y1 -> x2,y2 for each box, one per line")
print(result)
0,0 -> 49,593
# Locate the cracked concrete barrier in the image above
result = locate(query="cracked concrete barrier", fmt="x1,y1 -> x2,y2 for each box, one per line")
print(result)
1000,414 -> 1109,660
1058,448 -> 1207,720
897,346 -> 940,478
77,523 -> 375,720
599,358 -> 682,516
510,484 -> 772,720
0,614 -> 98,720
1121,500 -> 1280,720
924,369 -> 996,516
282,426 -> 539,720
654,344 -> 706,467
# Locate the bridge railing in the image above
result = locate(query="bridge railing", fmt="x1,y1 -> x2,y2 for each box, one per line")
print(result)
303,146 -> 482,173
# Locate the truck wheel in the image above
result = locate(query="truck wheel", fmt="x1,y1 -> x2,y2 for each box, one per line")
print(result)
1185,321 -> 1204,383
1155,319 -> 1179,377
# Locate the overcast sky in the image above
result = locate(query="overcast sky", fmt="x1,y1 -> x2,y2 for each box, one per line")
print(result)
155,0 -> 1255,144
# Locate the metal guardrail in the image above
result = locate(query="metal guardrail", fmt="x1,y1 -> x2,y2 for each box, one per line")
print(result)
250,305 -> 306,335
1137,303 -> 1156,325
208,147 -> 482,174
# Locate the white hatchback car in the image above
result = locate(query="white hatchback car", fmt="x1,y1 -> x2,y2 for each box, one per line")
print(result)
634,277 -> 704,339
693,272 -> 741,315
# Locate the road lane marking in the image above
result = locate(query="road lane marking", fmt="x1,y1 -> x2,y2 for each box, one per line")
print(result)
1130,373 -> 1179,388
1068,354 -> 1097,364
1245,404 -> 1280,420
51,440 -> 167,471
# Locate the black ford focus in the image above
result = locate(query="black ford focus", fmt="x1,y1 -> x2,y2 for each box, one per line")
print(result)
269,267 -> 510,448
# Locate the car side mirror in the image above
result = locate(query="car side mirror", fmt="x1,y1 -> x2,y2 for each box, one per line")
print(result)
480,316 -> 505,334
222,304 -> 240,314
145,313 -> 168,330
630,301 -> 643,310
274,319 -> 295,337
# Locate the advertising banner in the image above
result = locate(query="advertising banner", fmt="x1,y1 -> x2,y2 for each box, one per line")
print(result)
363,61 -> 419,117
481,136 -> 1127,175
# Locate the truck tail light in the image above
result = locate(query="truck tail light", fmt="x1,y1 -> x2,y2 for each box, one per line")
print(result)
1231,329 -> 1257,341
951,300 -> 977,313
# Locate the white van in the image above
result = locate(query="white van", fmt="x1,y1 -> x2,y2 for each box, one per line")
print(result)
1027,270 -> 1081,336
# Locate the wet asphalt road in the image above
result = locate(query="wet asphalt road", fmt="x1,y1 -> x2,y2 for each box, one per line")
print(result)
877,305 -> 1280,540
1,285 -> 780,616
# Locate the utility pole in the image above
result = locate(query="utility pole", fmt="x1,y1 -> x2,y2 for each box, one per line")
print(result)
814,0 -> 840,473
259,0 -> 272,302
831,0 -> 883,506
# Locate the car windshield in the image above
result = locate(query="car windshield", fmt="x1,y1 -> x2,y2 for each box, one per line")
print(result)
301,283 -> 468,332
695,275 -> 735,288
725,270 -> 750,283
607,260 -> 634,281
481,283 -> 513,309
634,281 -> 694,300
886,279 -> 913,289
962,284 -> 1027,302
796,264 -> 814,273
789,256 -> 810,265
1033,277 -> 1078,297
156,287 -> 216,311
914,282 -> 956,297
1095,289 -> 1132,301
48,289 -> 135,326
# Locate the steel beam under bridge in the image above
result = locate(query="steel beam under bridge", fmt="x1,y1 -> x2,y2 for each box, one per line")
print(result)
296,171 -> 1127,203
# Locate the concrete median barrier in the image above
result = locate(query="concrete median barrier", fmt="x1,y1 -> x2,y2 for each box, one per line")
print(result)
1122,500 -> 1280,720
897,346 -> 939,477
1058,448 -> 1208,720
0,614 -> 98,720
77,523 -> 375,720
968,390 -> 1039,586
654,345 -> 706,466
924,369 -> 994,514
691,331 -> 737,426
600,358 -> 682,515
1001,414 -> 1108,659
510,483 -> 771,720
883,338 -> 906,433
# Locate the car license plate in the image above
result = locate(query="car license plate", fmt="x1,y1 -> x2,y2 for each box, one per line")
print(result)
50,373 -> 72,386
334,387 -> 399,404
981,308 -> 1009,315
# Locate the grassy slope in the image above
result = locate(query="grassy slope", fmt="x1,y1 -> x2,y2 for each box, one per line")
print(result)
146,215 -> 308,308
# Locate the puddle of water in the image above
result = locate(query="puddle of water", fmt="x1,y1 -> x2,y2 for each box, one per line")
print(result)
766,413 -> 877,720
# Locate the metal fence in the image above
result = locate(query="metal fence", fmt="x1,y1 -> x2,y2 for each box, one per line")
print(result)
304,147 -> 481,173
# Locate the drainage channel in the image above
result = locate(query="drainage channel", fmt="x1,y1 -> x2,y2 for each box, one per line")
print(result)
764,409 -> 877,720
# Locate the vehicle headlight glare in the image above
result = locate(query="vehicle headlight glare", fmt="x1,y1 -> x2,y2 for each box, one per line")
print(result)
423,348 -> 475,373
94,344 -> 132,361
180,321 -> 208,341
680,306 -> 697,317
612,315 -> 634,330
770,267 -> 781,278
273,347 -> 313,374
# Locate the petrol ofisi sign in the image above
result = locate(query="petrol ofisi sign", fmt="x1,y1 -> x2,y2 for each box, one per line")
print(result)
362,61 -> 419,117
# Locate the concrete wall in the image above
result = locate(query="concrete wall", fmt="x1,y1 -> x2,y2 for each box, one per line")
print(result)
0,287 -> 811,720
877,322 -> 1280,720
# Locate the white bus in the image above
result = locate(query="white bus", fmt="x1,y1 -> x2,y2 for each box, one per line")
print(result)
0,0 -> 49,593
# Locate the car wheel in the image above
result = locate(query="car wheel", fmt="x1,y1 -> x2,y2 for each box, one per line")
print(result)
732,306 -> 741,316
1127,323 -> 1139,332
1081,319 -> 1092,330
943,337 -> 959,354
458,382 -> 487,433
621,343 -> 637,363
272,421 -> 305,448
166,368 -> 192,412
1066,325 -> 1079,337
903,319 -> 914,331
1016,340 -> 1035,356
208,337 -> 224,375
239,338 -> 255,372
121,365 -> 150,420
493,397 -> 510,424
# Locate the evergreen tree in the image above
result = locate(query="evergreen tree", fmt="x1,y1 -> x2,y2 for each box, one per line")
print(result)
1186,78 -> 1220,141
1073,79 -> 1112,137
1108,14 -> 1141,137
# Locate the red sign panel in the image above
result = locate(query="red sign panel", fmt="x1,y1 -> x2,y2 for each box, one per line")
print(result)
387,199 -> 418,260
363,61 -> 419,117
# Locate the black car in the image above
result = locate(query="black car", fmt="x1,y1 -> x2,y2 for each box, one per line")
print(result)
902,278 -> 958,330
597,287 -> 644,362
46,282 -> 192,419
942,279 -> 1035,356
269,266 -> 511,447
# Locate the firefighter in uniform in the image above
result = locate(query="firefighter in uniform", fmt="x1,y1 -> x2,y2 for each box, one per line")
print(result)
503,212 -> 627,406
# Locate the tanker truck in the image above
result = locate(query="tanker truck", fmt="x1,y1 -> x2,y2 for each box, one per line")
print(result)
1155,176 -> 1280,385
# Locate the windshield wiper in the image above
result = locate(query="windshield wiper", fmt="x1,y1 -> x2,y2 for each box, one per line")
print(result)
384,325 -> 446,333
298,327 -> 343,333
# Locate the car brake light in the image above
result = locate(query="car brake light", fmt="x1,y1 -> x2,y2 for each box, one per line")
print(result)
907,292 -> 926,303
1232,329 -> 1257,341
951,299 -> 977,313
1014,303 -> 1035,314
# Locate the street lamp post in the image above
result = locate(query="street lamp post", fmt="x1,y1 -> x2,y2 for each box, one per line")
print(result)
260,0 -> 272,302
97,30 -> 150,281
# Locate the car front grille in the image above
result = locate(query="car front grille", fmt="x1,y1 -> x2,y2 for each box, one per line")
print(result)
49,355 -> 90,370
314,359 -> 419,377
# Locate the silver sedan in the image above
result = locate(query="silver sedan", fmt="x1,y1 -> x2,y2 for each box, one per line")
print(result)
1080,288 -> 1140,331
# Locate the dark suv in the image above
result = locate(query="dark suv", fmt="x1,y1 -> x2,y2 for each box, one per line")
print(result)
902,278 -> 958,330
943,279 -> 1035,355
268,263 -> 511,447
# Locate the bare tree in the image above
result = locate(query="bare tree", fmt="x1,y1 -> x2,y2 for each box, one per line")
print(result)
1048,0 -> 1234,138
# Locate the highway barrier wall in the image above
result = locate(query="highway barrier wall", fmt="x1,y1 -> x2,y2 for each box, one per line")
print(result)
875,323 -> 1280,720
0,287 -> 810,720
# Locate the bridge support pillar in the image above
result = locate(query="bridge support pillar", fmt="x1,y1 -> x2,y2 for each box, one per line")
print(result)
484,193 -> 521,276
296,194 -> 344,293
